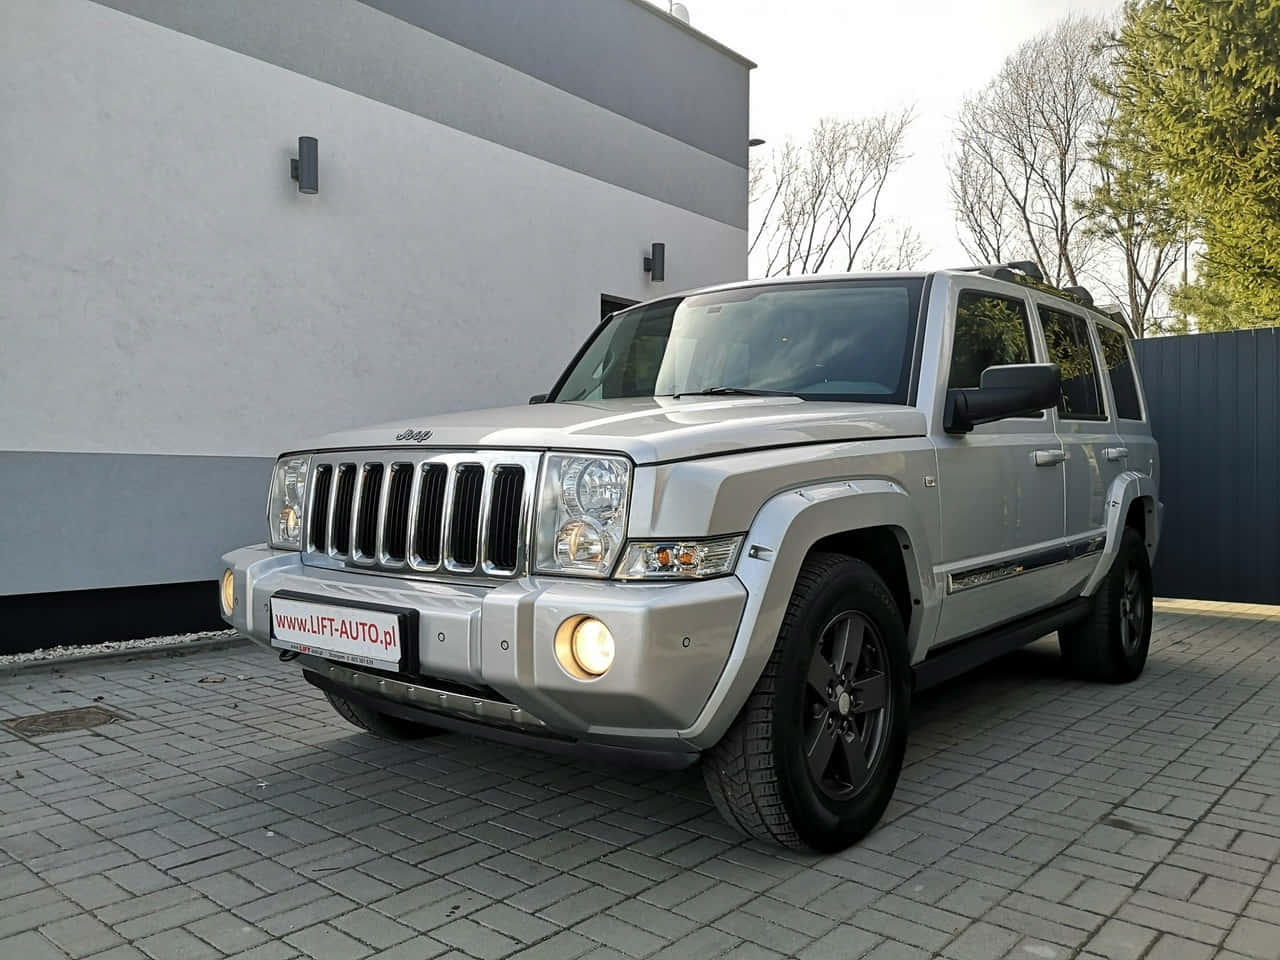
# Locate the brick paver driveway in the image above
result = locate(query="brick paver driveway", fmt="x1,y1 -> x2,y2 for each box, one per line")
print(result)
2,603 -> 1279,960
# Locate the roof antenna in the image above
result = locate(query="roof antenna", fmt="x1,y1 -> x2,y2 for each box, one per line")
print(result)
669,3 -> 691,24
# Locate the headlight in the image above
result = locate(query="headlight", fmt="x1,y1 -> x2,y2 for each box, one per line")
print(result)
535,454 -> 631,576
616,535 -> 744,580
267,455 -> 311,550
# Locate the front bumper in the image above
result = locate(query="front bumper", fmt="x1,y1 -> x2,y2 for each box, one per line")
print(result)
222,545 -> 747,753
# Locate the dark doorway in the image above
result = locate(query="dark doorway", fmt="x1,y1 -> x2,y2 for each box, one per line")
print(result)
601,294 -> 637,321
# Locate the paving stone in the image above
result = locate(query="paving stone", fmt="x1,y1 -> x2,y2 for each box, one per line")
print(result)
1224,918 -> 1280,960
1146,934 -> 1217,960
185,911 -> 271,954
431,917 -> 520,960
40,912 -> 123,957
0,614 -> 1276,960
134,926 -> 222,960
330,907 -> 417,949
0,930 -> 76,960
284,923 -> 373,960
1085,919 -> 1159,960
942,921 -> 1021,960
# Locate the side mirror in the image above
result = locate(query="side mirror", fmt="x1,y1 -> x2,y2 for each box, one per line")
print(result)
528,393 -> 548,405
944,363 -> 1060,434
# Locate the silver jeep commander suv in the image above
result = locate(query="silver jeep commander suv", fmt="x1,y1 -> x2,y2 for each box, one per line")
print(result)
221,263 -> 1160,851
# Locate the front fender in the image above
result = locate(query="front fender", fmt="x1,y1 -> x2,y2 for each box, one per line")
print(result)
679,478 -> 940,749
1082,471 -> 1160,596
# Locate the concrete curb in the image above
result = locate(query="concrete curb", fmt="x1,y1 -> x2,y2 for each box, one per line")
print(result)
0,633 -> 252,676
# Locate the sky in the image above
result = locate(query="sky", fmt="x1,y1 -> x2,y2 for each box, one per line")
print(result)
663,0 -> 1122,272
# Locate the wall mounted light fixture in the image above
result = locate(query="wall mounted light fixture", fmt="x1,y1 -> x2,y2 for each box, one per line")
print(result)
290,136 -> 318,194
643,242 -> 665,283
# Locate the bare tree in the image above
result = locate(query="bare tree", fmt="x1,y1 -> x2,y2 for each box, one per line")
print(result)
750,109 -> 915,277
949,14 -> 1108,286
859,222 -> 930,272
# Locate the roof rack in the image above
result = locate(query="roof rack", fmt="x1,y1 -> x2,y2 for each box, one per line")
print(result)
956,261 -> 1100,313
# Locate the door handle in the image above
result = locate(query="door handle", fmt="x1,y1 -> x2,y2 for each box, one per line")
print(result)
1033,449 -> 1067,466
1104,447 -> 1129,462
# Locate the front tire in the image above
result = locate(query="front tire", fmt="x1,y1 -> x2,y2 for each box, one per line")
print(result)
1059,527 -> 1152,683
323,691 -> 443,741
702,553 -> 910,851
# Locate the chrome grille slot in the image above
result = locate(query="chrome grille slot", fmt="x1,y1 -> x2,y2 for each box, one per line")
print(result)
304,450 -> 538,580
354,463 -> 384,560
308,465 -> 333,552
486,467 -> 525,572
413,463 -> 448,567
330,464 -> 357,556
449,465 -> 485,569
381,464 -> 414,563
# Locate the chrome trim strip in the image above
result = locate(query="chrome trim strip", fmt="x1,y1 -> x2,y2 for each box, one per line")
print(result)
474,466 -> 494,574
947,544 -> 1070,594
308,658 -> 546,729
1068,534 -> 1106,561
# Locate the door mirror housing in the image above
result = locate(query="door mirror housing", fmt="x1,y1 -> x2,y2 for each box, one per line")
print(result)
528,393 -> 549,405
944,364 -> 1060,434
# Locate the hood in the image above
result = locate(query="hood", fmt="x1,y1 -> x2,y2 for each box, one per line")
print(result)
301,396 -> 926,465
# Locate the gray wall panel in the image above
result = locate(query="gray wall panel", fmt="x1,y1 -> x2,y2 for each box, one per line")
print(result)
1132,328 -> 1280,604
359,0 -> 751,167
0,453 -> 273,596
86,0 -> 748,227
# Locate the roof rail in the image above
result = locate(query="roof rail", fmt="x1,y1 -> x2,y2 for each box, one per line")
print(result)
1062,285 -> 1093,306
954,262 -> 1100,314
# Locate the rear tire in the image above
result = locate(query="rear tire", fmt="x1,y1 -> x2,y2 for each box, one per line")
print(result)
323,691 -> 443,740
1059,527 -> 1152,683
702,553 -> 910,852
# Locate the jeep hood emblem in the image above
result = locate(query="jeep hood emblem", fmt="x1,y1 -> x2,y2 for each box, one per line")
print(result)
395,428 -> 433,443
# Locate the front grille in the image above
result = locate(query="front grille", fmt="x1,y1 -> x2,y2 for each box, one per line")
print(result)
450,465 -> 485,568
354,463 -> 383,558
331,464 -> 356,555
414,464 -> 448,566
308,465 -> 333,552
382,465 -> 414,562
487,467 -> 525,571
304,451 -> 537,578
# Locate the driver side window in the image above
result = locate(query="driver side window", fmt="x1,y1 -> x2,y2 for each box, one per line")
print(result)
949,291 -> 1033,390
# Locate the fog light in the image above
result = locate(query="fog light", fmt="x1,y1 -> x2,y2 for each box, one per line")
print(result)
554,616 -> 615,679
220,569 -> 235,616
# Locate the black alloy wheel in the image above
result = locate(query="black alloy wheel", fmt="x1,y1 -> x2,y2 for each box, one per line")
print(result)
804,611 -> 890,800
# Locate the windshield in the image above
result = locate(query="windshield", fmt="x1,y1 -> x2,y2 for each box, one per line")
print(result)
550,278 -> 924,404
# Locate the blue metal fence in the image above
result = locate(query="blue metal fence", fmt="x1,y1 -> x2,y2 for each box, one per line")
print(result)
1132,328 -> 1280,603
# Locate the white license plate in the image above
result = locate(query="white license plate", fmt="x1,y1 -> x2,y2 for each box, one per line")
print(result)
269,596 -> 406,669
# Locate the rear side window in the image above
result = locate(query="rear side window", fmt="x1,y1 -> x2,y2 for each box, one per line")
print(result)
1040,308 -> 1104,419
948,291 -> 1033,389
1097,325 -> 1143,420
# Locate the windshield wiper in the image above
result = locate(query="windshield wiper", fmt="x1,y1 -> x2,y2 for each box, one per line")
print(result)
671,386 -> 799,399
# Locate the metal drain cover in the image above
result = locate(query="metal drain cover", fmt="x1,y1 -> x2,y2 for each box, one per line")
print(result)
5,706 -> 124,736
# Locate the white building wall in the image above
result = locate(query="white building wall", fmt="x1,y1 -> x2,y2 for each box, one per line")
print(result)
0,0 -> 748,594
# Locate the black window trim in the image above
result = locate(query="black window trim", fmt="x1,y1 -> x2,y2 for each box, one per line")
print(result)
1035,302 -> 1109,422
1093,318 -> 1147,422
949,286 -> 1046,420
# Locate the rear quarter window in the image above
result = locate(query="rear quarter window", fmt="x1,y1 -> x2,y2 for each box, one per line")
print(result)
1097,325 -> 1144,421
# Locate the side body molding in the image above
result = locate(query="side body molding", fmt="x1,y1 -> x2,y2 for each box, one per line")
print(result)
679,478 -> 941,750
1081,471 -> 1161,597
